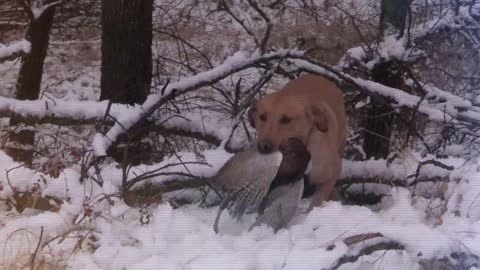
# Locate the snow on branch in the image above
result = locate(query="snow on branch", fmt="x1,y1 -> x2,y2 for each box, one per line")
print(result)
0,96 -> 243,151
0,40 -> 31,63
92,49 -> 304,156
2,48 -> 477,157
327,233 -> 404,270
0,96 -> 133,121
17,0 -> 62,21
339,152 -> 462,187
338,4 -> 478,69
31,1 -> 62,19
288,57 -> 480,130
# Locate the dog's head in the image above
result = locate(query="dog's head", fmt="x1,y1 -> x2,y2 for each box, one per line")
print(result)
248,93 -> 328,154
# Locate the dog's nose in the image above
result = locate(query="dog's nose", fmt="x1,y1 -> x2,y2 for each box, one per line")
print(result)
258,139 -> 274,153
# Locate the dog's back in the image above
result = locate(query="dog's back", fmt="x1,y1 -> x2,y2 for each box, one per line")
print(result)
273,74 -> 347,155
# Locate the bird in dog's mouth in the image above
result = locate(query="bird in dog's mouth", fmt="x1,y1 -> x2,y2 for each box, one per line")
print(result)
206,137 -> 311,233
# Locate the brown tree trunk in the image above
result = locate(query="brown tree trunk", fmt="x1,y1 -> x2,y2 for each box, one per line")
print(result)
100,0 -> 154,165
363,62 -> 402,159
5,4 -> 56,166
379,0 -> 410,38
362,0 -> 411,159
100,0 -> 153,105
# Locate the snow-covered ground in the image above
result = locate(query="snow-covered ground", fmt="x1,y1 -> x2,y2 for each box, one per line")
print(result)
0,143 -> 479,269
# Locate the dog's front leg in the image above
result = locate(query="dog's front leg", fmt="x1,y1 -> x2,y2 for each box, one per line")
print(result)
304,158 -> 342,211
311,181 -> 336,206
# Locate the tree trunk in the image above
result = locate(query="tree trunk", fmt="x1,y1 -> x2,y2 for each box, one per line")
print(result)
5,5 -> 56,166
100,0 -> 153,105
100,0 -> 154,165
363,62 -> 401,159
362,0 -> 410,159
379,0 -> 410,38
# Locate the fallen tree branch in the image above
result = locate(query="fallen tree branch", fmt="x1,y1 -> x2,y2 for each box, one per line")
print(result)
328,241 -> 404,270
337,176 -> 448,188
343,232 -> 384,246
326,233 -> 404,270
0,98 -> 245,152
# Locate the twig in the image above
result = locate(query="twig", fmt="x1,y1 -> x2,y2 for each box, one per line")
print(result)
245,0 -> 272,52
29,226 -> 44,269
218,0 -> 259,47
408,159 -> 455,186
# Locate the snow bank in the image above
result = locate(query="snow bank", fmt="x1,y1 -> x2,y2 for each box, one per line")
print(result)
61,189 -> 479,270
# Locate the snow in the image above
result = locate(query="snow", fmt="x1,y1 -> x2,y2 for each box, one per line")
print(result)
55,191 -> 478,269
0,40 -> 31,60
0,94 -> 250,152
0,96 -> 138,121
1,144 -> 479,269
444,144 -> 465,157
475,95 -> 480,106
31,1 -> 61,19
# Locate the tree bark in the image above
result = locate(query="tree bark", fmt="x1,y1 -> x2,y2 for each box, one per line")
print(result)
100,0 -> 153,105
100,0 -> 154,165
379,0 -> 410,38
362,0 -> 410,159
5,4 -> 56,166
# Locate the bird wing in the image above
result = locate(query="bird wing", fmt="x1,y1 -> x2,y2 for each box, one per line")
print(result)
208,147 -> 282,198
251,178 -> 304,232
227,150 -> 282,217
209,148 -> 282,233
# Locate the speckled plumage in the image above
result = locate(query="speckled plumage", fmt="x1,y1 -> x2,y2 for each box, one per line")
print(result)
207,138 -> 310,233
207,147 -> 282,233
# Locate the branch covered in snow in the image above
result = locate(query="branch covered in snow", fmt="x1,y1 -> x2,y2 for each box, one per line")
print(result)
339,152 -> 462,186
0,96 -> 243,152
338,3 -> 479,69
31,1 -> 62,19
287,57 -> 480,132
92,49 -> 304,156
0,40 -> 31,63
2,48 -> 477,158
327,233 -> 404,270
17,0 -> 62,21
91,48 -> 480,157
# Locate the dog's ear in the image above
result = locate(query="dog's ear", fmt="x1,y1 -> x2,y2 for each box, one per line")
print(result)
247,101 -> 257,128
305,104 -> 328,132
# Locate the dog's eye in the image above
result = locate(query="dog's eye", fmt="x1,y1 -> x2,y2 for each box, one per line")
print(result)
260,114 -> 267,122
280,115 -> 292,124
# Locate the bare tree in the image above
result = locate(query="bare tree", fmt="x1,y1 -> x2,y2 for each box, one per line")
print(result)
5,0 -> 60,166
362,0 -> 412,159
